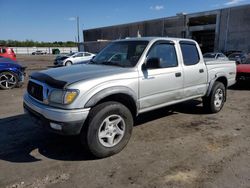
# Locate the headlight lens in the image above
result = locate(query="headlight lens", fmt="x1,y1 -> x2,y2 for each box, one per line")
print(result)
64,91 -> 78,104
49,89 -> 79,104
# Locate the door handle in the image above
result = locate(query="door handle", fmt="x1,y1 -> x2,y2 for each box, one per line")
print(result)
199,69 -> 204,73
175,72 -> 182,77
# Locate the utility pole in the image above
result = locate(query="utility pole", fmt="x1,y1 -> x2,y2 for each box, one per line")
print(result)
77,16 -> 80,44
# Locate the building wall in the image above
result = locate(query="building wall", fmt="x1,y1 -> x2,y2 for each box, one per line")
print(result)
83,16 -> 186,53
12,47 -> 78,54
83,4 -> 250,53
218,5 -> 250,52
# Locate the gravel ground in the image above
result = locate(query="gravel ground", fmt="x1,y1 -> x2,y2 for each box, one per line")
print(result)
0,55 -> 250,188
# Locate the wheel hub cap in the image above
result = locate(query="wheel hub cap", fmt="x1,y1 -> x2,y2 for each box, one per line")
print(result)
0,73 -> 16,89
98,115 -> 125,147
214,88 -> 223,108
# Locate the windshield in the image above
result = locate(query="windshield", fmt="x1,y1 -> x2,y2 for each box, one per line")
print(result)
90,41 -> 148,67
67,52 -> 76,56
203,53 -> 216,58
228,53 -> 242,58
243,58 -> 250,64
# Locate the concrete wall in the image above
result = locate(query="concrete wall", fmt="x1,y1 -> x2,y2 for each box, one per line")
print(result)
84,16 -> 185,42
218,5 -> 250,52
83,4 -> 250,54
83,41 -> 110,53
12,47 -> 78,54
83,16 -> 186,53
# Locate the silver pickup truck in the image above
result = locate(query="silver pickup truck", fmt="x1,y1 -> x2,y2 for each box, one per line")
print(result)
24,37 -> 236,158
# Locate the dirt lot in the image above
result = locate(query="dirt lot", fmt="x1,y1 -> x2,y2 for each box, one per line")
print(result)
0,55 -> 250,188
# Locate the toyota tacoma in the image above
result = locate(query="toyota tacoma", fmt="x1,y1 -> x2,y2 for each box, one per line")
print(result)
24,37 -> 236,158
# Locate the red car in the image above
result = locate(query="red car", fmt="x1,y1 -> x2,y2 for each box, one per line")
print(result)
0,47 -> 16,61
236,59 -> 250,81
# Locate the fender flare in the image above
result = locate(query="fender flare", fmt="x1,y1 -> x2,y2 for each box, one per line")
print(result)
84,86 -> 138,112
206,73 -> 228,97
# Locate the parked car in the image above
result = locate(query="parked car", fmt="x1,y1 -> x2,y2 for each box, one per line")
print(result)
203,52 -> 228,61
54,52 -> 95,66
0,47 -> 16,61
32,50 -> 47,55
0,57 -> 26,89
236,58 -> 250,81
224,50 -> 242,57
24,37 -> 236,158
228,52 -> 248,64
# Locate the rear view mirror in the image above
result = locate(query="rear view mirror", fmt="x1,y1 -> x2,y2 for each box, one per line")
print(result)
144,58 -> 160,69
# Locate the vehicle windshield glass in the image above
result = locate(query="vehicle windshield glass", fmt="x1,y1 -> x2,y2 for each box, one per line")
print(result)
67,52 -> 76,56
229,53 -> 242,58
90,41 -> 148,67
243,58 -> 250,64
203,53 -> 216,58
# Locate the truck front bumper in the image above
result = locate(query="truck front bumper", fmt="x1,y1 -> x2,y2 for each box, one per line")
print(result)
23,93 -> 90,135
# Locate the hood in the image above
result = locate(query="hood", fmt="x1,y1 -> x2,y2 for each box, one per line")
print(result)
237,64 -> 250,73
0,58 -> 22,69
56,56 -> 69,60
30,64 -> 133,89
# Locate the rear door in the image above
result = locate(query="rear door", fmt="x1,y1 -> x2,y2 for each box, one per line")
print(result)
139,40 -> 184,111
179,41 -> 208,99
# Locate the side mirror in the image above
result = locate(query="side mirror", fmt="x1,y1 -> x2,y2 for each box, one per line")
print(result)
144,57 -> 161,69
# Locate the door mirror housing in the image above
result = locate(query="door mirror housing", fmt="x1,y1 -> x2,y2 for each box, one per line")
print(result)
144,57 -> 160,69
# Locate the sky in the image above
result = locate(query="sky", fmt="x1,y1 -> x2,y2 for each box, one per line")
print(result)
0,0 -> 249,42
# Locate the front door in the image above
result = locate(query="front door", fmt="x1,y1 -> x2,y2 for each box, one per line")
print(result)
139,41 -> 184,112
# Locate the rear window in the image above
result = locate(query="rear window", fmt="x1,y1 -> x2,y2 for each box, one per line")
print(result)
180,42 -> 200,66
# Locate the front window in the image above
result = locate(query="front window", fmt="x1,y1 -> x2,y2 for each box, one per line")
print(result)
147,43 -> 178,68
74,53 -> 83,57
90,41 -> 148,67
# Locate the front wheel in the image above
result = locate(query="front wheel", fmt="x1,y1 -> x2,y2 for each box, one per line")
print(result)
0,72 -> 18,89
203,81 -> 226,113
81,102 -> 133,158
65,61 -> 72,66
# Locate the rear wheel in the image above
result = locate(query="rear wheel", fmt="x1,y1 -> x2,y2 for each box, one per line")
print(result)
81,102 -> 133,158
0,72 -> 18,89
203,81 -> 226,113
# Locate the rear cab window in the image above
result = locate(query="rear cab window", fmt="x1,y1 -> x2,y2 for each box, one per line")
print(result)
180,41 -> 200,66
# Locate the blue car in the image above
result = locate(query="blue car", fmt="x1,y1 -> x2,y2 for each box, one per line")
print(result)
0,57 -> 26,89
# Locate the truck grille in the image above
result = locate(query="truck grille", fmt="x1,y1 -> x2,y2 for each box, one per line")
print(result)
27,81 -> 43,101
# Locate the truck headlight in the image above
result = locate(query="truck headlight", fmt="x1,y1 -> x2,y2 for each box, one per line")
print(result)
49,89 -> 79,104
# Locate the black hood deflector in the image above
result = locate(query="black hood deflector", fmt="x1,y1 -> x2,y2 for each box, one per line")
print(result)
30,72 -> 67,89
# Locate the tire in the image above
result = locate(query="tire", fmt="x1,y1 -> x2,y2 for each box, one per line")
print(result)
203,81 -> 226,113
65,61 -> 72,66
0,72 -> 18,90
81,101 -> 133,158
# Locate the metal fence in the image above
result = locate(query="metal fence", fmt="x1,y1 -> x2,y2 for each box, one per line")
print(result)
12,47 -> 78,54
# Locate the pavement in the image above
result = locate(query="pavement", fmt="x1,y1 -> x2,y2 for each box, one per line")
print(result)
0,55 -> 250,188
